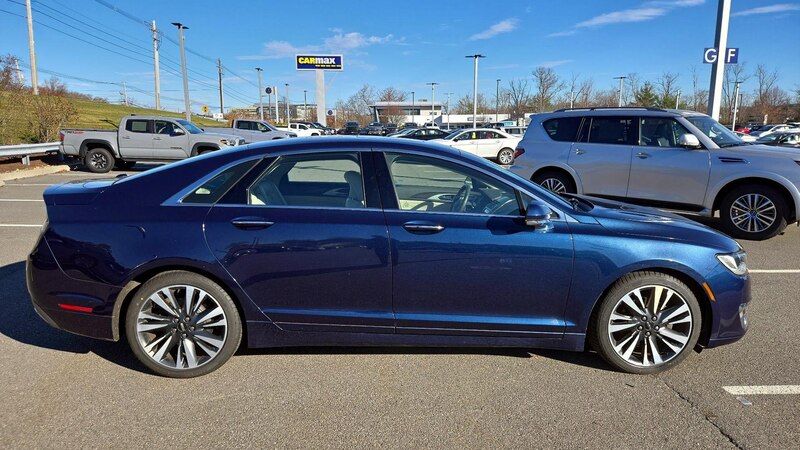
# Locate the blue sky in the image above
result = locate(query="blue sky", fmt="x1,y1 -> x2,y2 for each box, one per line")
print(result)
1,0 -> 798,113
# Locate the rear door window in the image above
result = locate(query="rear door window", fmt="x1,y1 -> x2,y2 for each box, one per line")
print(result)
125,120 -> 150,133
182,160 -> 259,204
587,117 -> 636,145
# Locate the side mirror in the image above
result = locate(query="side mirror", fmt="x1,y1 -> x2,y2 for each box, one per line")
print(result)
172,128 -> 185,136
525,200 -> 553,231
678,133 -> 701,148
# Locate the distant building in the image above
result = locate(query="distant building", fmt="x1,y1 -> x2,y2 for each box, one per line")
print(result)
369,101 -> 515,128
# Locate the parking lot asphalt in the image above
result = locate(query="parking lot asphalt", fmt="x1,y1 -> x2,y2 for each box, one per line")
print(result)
1,165 -> 798,448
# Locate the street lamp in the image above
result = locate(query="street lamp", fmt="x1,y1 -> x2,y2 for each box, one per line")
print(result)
465,54 -> 486,128
426,82 -> 438,126
255,67 -> 264,121
303,89 -> 307,121
495,79 -> 501,123
171,22 -> 191,121
613,76 -> 627,107
446,93 -> 453,130
285,83 -> 290,126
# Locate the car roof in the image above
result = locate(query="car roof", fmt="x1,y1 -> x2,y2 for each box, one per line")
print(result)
534,107 -> 707,119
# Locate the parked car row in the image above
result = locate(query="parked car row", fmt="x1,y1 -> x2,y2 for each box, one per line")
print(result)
511,107 -> 800,241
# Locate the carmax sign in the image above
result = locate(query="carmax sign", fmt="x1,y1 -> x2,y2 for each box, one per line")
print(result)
296,55 -> 343,71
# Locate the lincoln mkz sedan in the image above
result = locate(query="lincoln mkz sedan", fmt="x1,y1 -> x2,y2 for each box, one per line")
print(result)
27,137 -> 750,377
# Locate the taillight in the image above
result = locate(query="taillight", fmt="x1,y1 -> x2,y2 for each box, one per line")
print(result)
59,131 -> 64,144
513,147 -> 525,159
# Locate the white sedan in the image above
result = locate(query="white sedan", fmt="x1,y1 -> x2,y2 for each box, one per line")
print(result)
431,128 -> 521,164
278,123 -> 320,137
733,131 -> 756,142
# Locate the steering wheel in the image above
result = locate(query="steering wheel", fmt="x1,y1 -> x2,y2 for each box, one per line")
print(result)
450,178 -> 473,212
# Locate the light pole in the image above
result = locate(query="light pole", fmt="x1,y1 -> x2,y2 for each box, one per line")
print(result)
731,80 -> 741,130
495,79 -> 501,123
446,93 -> 453,130
255,67 -> 264,121
426,82 -> 438,126
25,0 -> 38,95
303,90 -> 307,121
676,89 -> 681,109
466,54 -> 486,128
285,83 -> 290,126
613,76 -> 626,107
172,22 -> 191,121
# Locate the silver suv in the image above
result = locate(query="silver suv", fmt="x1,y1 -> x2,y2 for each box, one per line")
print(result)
511,107 -> 800,240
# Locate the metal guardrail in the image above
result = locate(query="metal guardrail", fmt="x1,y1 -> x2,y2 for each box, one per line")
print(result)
0,142 -> 60,165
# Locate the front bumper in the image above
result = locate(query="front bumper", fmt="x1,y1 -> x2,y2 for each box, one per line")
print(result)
703,263 -> 751,348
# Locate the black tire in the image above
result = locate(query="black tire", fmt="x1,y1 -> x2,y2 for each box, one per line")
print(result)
496,148 -> 515,165
125,271 -> 242,378
590,272 -> 701,375
84,147 -> 114,173
114,160 -> 136,170
532,170 -> 576,194
719,184 -> 788,240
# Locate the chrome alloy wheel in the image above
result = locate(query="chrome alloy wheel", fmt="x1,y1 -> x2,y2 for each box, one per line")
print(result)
540,178 -> 567,194
607,285 -> 693,367
730,193 -> 777,234
90,152 -> 108,170
497,149 -> 514,165
135,285 -> 228,370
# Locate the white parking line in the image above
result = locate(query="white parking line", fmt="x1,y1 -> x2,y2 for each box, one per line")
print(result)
0,199 -> 44,202
1,183 -> 53,186
0,224 -> 42,227
723,385 -> 800,395
749,269 -> 800,274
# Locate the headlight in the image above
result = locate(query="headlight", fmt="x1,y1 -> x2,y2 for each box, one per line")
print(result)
717,251 -> 747,275
220,138 -> 233,146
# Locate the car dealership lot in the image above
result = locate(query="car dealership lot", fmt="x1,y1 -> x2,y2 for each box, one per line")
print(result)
1,167 -> 798,448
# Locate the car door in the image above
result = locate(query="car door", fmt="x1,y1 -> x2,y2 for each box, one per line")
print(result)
567,116 -> 636,197
474,130 -> 503,157
203,151 -> 394,333
375,151 -> 573,338
627,117 -> 710,207
118,118 -> 154,159
449,130 -> 479,154
153,119 -> 190,159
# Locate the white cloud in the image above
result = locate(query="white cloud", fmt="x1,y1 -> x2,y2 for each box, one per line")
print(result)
538,59 -> 574,68
469,18 -> 519,40
547,30 -> 577,37
576,8 -> 667,27
732,3 -> 800,16
644,0 -> 704,7
238,31 -> 396,60
324,32 -> 394,51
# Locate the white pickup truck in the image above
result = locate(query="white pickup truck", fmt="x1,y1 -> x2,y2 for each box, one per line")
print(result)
60,115 -> 244,173
205,118 -> 296,143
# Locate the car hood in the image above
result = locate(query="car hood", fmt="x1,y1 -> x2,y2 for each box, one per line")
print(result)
719,143 -> 799,158
578,196 -> 739,252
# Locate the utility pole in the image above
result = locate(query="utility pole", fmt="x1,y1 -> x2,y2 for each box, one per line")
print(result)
303,90 -> 307,121
217,58 -> 224,114
731,80 -> 741,130
274,86 -> 279,123
25,0 -> 38,95
255,67 -> 264,121
151,20 -> 161,110
13,59 -> 24,84
614,76 -> 627,107
172,22 -> 191,121
427,82 -> 438,126
121,81 -> 128,106
466,54 -> 486,128
495,79 -> 501,122
707,0 -> 732,120
446,93 -> 452,130
675,89 -> 681,109
285,83 -> 290,126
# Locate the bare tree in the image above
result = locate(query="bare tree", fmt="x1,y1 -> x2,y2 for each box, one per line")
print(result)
625,73 -> 641,106
721,63 -> 750,122
576,78 -> 594,107
453,93 -> 488,115
505,78 -> 530,119
656,71 -> 680,108
377,86 -> 407,124
532,66 -> 564,112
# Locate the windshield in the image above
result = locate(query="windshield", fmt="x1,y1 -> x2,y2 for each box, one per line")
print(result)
756,134 -> 780,142
177,119 -> 204,134
685,116 -> 743,147
257,122 -> 278,132
443,130 -> 463,140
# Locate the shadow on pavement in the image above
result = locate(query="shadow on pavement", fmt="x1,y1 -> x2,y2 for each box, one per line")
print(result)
0,261 -> 147,374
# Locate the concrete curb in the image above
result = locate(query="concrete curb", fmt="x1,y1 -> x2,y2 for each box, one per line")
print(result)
0,165 -> 72,188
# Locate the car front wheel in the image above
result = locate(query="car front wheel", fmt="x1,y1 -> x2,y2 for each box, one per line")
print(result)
591,272 -> 701,374
125,271 -> 242,378
719,185 -> 787,240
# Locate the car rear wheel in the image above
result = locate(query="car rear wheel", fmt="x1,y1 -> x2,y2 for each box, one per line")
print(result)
497,148 -> 515,165
84,147 -> 114,173
591,272 -> 701,374
719,185 -> 787,240
125,271 -> 242,378
533,171 -> 576,194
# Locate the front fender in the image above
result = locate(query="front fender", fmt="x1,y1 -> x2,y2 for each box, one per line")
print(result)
705,172 -> 800,219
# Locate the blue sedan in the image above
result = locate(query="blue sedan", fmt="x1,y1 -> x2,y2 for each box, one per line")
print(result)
27,137 -> 750,377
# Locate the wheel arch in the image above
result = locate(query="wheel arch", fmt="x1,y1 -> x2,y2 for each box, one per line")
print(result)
111,263 -> 251,346
79,139 -> 118,158
585,266 -> 714,350
710,175 -> 799,223
190,143 -> 221,156
531,165 -> 581,192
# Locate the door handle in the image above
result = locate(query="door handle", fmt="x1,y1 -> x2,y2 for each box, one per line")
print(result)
231,217 -> 274,229
153,137 -> 162,140
402,221 -> 445,234
121,136 -> 131,139
635,152 -> 650,159
574,148 -> 585,155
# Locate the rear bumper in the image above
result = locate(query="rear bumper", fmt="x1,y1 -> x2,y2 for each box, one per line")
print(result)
27,234 -> 119,341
